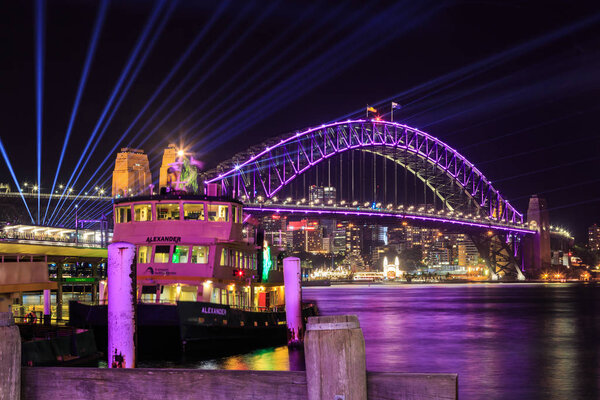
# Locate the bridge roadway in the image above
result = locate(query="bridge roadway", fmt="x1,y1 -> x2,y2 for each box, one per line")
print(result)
244,202 -> 536,235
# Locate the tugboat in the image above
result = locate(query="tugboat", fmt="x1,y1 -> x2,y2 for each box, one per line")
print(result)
69,145 -> 317,357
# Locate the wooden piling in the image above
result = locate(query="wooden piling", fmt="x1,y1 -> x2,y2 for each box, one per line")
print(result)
304,315 -> 367,400
0,312 -> 21,400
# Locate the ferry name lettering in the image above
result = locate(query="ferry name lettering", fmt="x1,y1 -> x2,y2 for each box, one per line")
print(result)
146,236 -> 181,243
201,307 -> 227,316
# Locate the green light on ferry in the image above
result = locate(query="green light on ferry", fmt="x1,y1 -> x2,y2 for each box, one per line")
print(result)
262,241 -> 272,281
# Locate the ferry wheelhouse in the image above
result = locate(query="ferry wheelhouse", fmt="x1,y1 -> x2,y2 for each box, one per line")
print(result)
112,193 -> 284,310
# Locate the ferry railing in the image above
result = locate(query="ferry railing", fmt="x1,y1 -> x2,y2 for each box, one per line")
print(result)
79,299 -> 300,313
10,305 -> 70,326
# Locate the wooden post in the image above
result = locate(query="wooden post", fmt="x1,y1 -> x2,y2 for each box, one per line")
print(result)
283,257 -> 303,346
43,289 -> 51,326
107,242 -> 137,368
56,262 -> 63,320
0,312 -> 21,400
304,315 -> 367,400
91,262 -> 98,303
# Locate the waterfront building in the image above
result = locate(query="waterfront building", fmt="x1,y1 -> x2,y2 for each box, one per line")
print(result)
111,148 -> 152,197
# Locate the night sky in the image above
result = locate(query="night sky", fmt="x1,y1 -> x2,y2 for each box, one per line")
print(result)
0,0 -> 599,239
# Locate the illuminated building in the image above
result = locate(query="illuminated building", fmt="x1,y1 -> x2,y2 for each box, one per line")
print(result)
308,185 -> 323,203
589,223 -> 600,253
308,185 -> 336,203
457,234 -> 480,267
262,214 -> 287,247
305,221 -> 323,253
286,219 -> 322,253
333,222 -> 347,253
345,223 -> 362,254
111,148 -> 152,197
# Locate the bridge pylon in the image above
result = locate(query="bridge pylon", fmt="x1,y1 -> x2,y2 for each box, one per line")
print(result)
522,195 -> 551,277
471,232 -> 525,281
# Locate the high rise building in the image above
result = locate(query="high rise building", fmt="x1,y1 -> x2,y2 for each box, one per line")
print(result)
589,224 -> 600,253
457,234 -> 480,267
309,185 -> 323,203
309,185 -> 336,203
346,223 -> 362,254
333,222 -> 347,253
112,148 -> 152,197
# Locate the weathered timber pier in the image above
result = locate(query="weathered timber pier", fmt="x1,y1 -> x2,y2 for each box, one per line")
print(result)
1,311 -> 457,400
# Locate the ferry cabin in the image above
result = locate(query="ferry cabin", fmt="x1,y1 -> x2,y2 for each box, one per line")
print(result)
112,195 -> 284,310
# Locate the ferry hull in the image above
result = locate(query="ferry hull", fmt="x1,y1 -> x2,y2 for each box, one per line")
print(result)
69,301 -> 317,357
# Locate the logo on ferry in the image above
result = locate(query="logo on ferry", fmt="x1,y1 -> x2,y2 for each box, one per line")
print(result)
146,236 -> 181,243
201,307 -> 227,316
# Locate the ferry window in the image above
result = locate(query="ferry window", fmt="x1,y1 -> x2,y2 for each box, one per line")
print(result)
134,204 -> 153,221
191,246 -> 209,264
208,204 -> 229,222
154,245 -> 170,263
157,203 -> 180,220
138,246 -> 151,263
183,203 -> 204,220
115,206 -> 131,223
172,245 -> 189,263
232,206 -> 240,223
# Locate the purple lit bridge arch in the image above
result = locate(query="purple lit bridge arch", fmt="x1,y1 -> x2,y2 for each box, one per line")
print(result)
205,120 -> 535,280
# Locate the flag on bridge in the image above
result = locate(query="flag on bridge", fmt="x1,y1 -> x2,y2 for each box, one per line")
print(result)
367,106 -> 378,113
391,102 -> 401,109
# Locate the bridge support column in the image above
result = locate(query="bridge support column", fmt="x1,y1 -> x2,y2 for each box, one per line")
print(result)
471,232 -> 524,281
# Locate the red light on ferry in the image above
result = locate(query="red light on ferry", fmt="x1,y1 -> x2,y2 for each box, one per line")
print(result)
238,270 -> 244,277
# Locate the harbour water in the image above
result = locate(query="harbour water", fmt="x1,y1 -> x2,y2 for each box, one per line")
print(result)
141,283 -> 600,400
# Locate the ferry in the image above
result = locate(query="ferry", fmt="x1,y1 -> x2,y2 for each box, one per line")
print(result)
69,146 -> 317,356
352,271 -> 385,282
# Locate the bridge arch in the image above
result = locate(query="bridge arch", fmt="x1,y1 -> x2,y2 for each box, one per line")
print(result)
205,120 -> 522,225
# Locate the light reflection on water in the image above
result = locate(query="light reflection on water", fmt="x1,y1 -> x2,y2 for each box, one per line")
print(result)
145,283 -> 600,400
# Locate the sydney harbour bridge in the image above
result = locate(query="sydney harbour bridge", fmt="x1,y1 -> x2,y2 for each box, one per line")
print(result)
1,119 -> 545,281
201,119 -> 540,281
